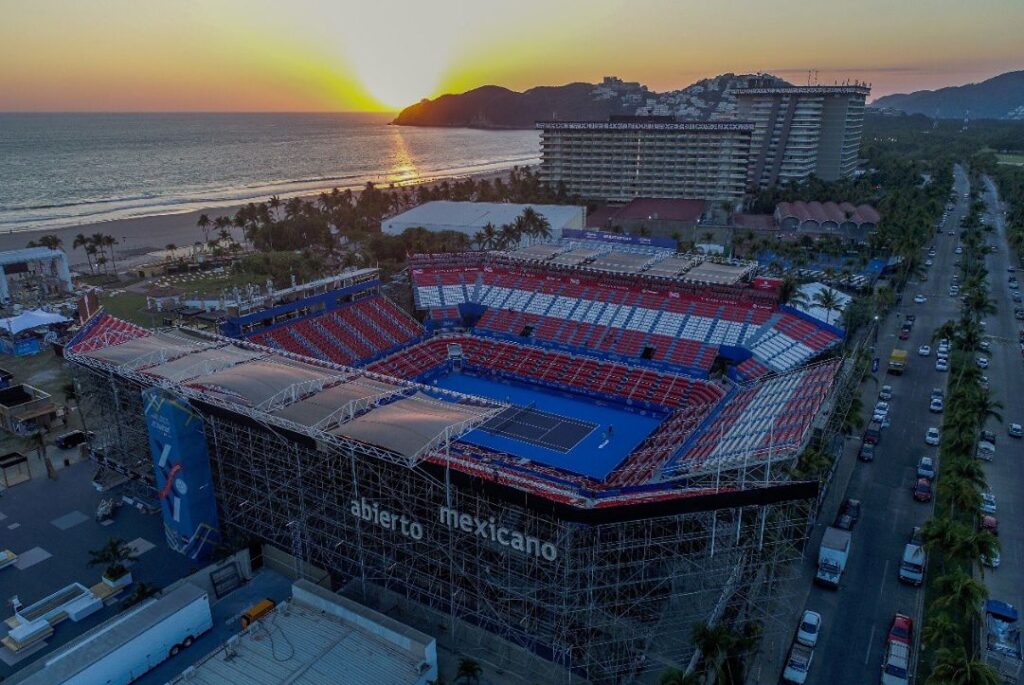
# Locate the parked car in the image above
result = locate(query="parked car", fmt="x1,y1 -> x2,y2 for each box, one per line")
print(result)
977,441 -> 996,461
858,442 -> 876,462
929,397 -> 944,413
982,550 -> 1002,569
888,613 -> 914,645
913,294 -> 927,304
981,515 -> 999,536
981,430 -> 997,444
935,358 -> 949,372
1014,292 -> 1023,303
1009,423 -> 1023,438
55,430 -> 92,450
899,327 -> 911,341
873,401 -> 890,422
980,340 -> 991,352
977,356 -> 989,369
834,499 -> 862,531
925,428 -> 941,446
913,478 -> 933,502
981,492 -> 997,515
796,610 -> 822,648
917,456 -> 936,480
879,385 -> 893,401
782,642 -> 813,684
918,345 -> 931,357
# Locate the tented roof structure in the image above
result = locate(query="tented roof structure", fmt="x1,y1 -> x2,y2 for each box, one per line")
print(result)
0,309 -> 70,336
66,316 -> 502,467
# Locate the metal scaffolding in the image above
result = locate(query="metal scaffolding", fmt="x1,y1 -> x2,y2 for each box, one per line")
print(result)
71,356 -> 816,684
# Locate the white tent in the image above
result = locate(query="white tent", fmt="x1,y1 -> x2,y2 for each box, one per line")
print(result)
0,309 -> 70,336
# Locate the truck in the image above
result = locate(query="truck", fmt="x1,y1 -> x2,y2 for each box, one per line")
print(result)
887,349 -> 908,375
898,543 -> 926,586
814,527 -> 851,589
984,600 -> 1022,682
881,638 -> 911,684
12,582 -> 212,685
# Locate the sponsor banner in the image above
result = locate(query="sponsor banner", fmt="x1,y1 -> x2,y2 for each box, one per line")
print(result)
562,229 -> 677,249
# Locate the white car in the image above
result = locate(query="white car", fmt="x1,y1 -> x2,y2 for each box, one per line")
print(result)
796,610 -> 822,648
918,345 -> 931,357
925,428 -> 941,446
935,358 -> 949,372
980,376 -> 990,390
914,294 -> 927,304
955,247 -> 963,254
873,401 -> 890,422
1009,423 -> 1023,438
980,340 -> 991,352
929,398 -> 944,413
879,385 -> 893,401
981,492 -> 997,515
977,357 -> 990,369
925,259 -> 933,267
782,643 -> 813,684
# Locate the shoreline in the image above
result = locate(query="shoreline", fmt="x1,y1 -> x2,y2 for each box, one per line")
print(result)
0,167 -> 524,269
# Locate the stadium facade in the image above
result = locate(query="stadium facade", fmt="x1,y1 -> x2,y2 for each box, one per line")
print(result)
68,239 -> 843,683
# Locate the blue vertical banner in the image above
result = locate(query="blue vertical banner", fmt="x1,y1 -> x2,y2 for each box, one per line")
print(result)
143,388 -> 220,560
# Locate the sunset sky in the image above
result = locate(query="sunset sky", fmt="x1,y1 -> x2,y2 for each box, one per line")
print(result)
2,0 -> 1021,112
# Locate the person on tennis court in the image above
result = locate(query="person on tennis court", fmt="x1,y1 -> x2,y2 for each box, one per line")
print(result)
607,424 -> 614,438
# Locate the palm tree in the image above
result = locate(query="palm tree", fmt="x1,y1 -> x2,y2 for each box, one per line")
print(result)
812,287 -> 843,326
197,213 -> 211,243
922,611 -> 963,651
268,195 -> 282,221
475,222 -> 498,251
455,657 -> 482,684
938,477 -> 983,515
690,621 -> 735,683
73,233 -> 95,274
28,234 -> 63,251
932,569 -> 988,620
927,646 -> 1000,685
88,537 -> 136,581
101,234 -> 118,275
659,667 -> 700,685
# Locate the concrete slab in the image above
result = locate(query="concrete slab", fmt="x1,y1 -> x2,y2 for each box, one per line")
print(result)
50,510 -> 89,531
13,547 -> 51,571
126,537 -> 155,557
0,636 -> 49,666
7,523 -> 20,530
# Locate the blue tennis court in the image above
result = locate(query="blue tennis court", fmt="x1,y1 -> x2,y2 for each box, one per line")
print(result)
430,369 -> 664,480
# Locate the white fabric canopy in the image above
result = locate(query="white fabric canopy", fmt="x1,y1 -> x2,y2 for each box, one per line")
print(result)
0,309 -> 70,335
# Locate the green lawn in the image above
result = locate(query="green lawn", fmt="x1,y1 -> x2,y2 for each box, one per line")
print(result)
99,291 -> 151,326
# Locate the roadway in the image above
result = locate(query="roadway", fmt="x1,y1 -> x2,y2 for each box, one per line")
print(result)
754,165 -> 972,684
977,176 -> 1023,618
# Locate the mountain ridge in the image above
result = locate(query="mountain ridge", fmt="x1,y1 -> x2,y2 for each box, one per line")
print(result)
872,70 -> 1024,120
392,74 -> 777,129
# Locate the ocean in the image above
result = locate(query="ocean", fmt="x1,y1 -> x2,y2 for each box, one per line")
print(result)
0,112 -> 540,232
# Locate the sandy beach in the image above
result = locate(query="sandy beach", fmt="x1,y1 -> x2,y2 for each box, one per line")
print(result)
0,168 -> 517,270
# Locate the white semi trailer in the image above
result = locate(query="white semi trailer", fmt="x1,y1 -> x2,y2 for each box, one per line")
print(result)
10,582 -> 212,685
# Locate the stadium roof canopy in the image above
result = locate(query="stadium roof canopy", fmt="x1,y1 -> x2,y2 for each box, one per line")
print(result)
67,317 -> 502,467
682,261 -> 754,285
381,201 -> 585,241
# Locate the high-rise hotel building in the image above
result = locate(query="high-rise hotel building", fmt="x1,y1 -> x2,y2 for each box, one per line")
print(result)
536,117 -> 753,204
735,82 -> 870,188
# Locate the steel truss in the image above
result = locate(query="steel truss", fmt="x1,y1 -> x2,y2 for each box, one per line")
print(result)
73,364 -> 814,685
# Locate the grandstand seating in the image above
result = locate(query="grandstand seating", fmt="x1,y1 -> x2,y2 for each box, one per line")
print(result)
69,314 -> 150,353
411,263 -> 837,375
675,360 -> 840,472
369,335 -> 726,411
247,295 -> 422,367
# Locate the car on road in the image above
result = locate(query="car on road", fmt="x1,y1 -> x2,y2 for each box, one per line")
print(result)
879,385 -> 893,401
981,515 -> 999,536
935,358 -> 949,372
796,610 -> 822,648
980,376 -> 990,390
980,340 -> 991,352
981,492 -> 997,515
918,345 -> 930,357
873,400 -> 890,417
888,613 -> 914,645
1014,292 -> 1023,303
917,456 -> 936,480
1009,423 -> 1023,438
913,478 -> 933,502
977,441 -> 996,461
834,499 -> 861,531
782,642 -> 813,684
1012,282 -> 1020,290
858,442 -> 875,462
955,246 -> 963,254
865,420 -> 882,445
925,259 -> 933,267
899,327 -> 911,340
929,397 -> 944,413
981,430 -> 997,444
925,427 -> 941,446
977,356 -> 990,369
913,294 -> 927,304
